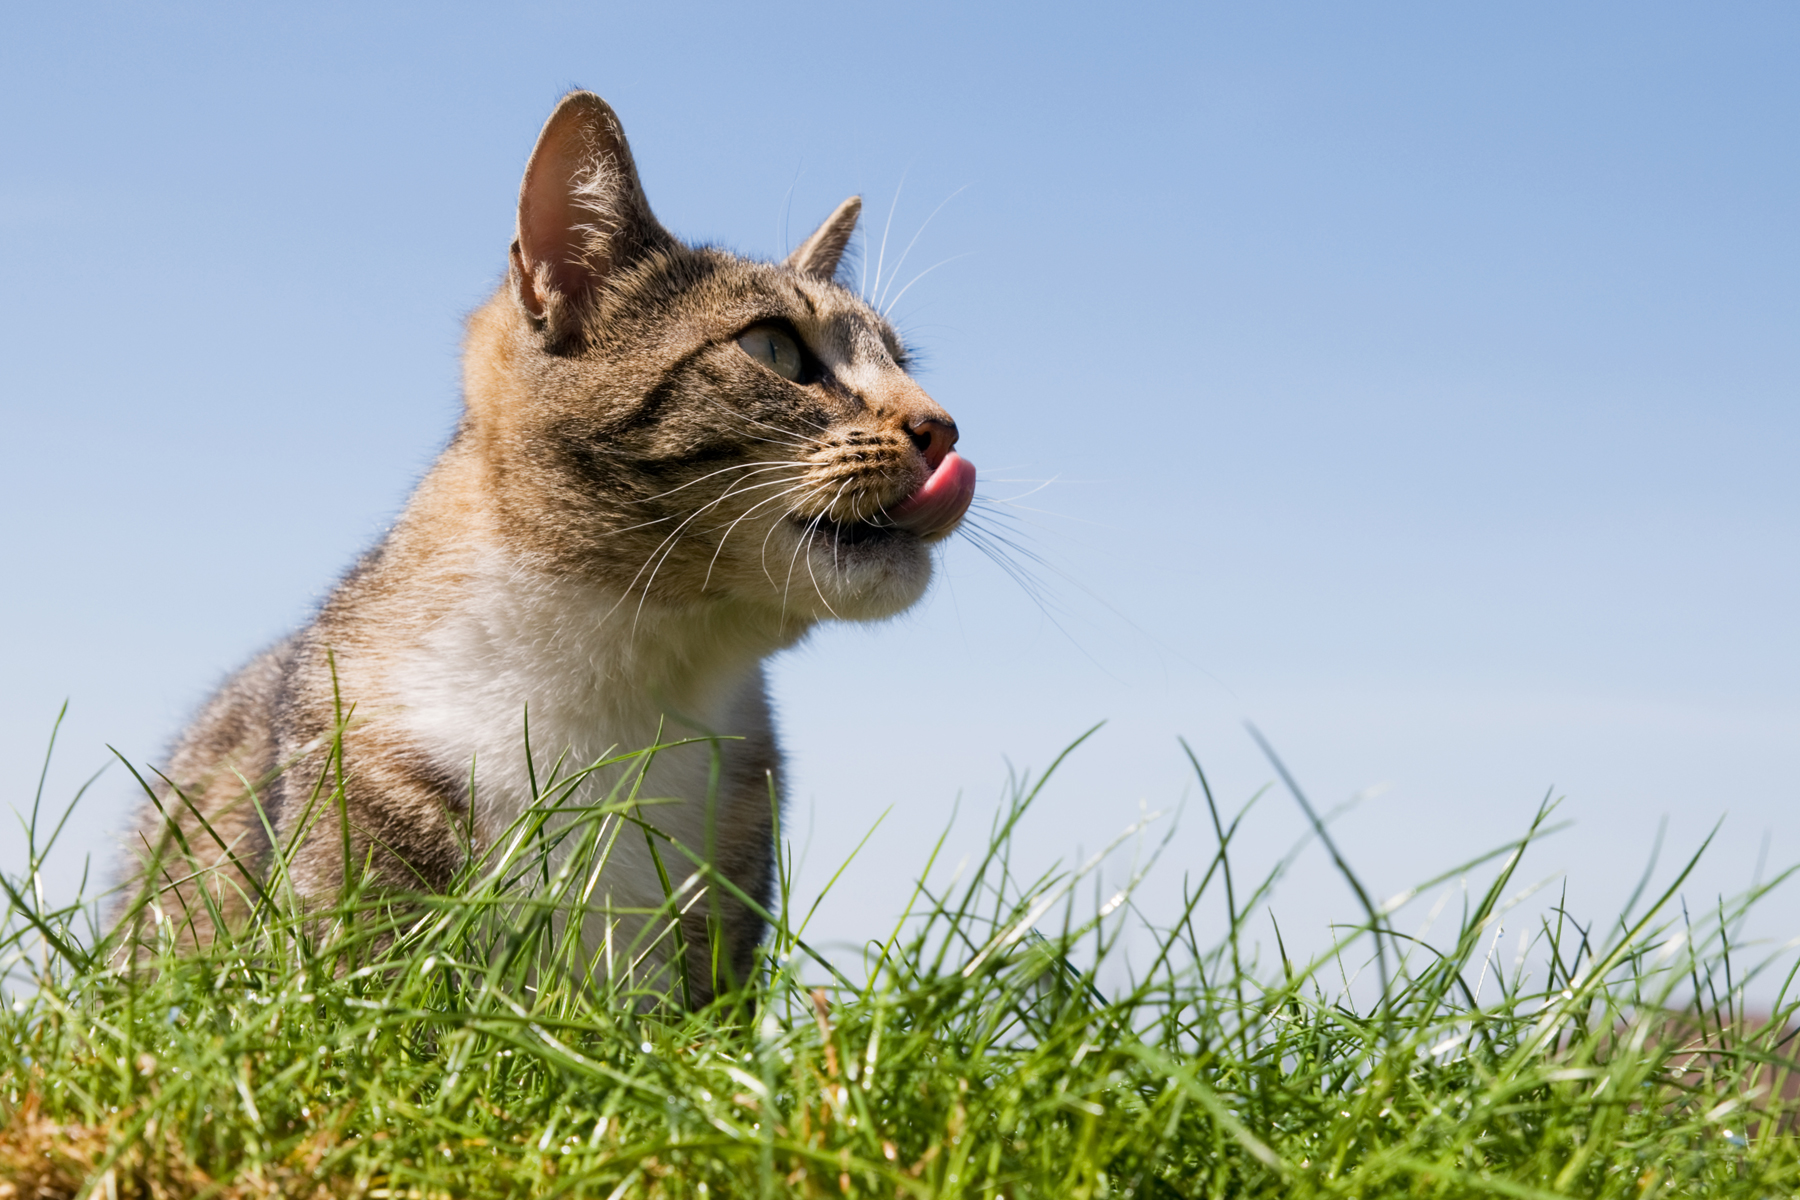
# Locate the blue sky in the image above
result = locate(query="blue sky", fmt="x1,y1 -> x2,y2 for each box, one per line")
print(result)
4,2 -> 1797,979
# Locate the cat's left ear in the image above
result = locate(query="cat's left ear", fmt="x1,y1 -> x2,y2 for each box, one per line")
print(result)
785,196 -> 861,282
511,90 -> 673,345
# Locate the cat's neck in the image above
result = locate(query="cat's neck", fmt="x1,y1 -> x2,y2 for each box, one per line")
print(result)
348,449 -> 806,771
416,542 -> 803,713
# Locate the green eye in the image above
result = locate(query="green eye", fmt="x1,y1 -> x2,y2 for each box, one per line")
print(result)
737,326 -> 805,382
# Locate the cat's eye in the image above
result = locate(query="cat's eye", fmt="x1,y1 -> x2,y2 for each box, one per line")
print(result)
737,325 -> 806,382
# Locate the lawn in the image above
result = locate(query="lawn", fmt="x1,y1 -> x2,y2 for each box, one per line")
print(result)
4,719 -> 1797,1198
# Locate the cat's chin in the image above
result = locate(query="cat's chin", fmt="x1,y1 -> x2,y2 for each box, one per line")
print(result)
758,518 -> 934,622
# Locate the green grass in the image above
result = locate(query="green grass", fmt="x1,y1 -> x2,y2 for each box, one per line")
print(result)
5,717 -> 1800,1199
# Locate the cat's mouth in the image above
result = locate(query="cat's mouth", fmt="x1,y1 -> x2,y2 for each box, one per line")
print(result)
802,514 -> 907,547
790,453 -> 977,550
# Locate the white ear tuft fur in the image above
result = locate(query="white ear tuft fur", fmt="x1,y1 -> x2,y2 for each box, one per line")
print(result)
785,196 -> 861,282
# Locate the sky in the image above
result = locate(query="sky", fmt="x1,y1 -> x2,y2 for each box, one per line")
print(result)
3,2 -> 1797,992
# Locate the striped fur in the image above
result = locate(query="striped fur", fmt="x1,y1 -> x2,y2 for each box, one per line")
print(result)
120,91 -> 966,1005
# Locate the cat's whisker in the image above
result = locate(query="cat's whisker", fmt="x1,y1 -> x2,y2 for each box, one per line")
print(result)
948,504 -> 1057,592
602,474 -> 806,549
733,426 -> 823,452
699,476 -> 830,591
882,252 -> 975,321
958,509 -> 1061,581
782,511 -> 835,622
599,467 -> 809,538
867,173 -> 906,305
803,522 -> 840,619
776,470 -> 860,562
966,490 -> 1105,531
812,475 -> 861,575
741,435 -> 815,455
684,478 -> 820,590
705,425 -> 817,453
778,162 -> 802,259
700,396 -> 834,446
605,472 -> 811,628
956,517 -> 1129,676
964,506 -> 1089,580
761,481 -> 837,587
967,475 -> 1061,505
962,527 -> 1051,604
632,474 -> 807,575
876,185 -> 967,313
834,488 -> 872,573
690,405 -> 824,452
628,474 -> 825,621
631,459 -> 807,505
820,474 -> 858,525
628,473 -> 812,603
956,520 -> 1063,623
603,512 -> 684,536
731,399 -> 839,441
777,475 -> 853,617
961,504 -> 1153,666
828,483 -> 883,573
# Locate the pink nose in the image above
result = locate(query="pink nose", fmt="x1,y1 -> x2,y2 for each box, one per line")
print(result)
906,416 -> 959,471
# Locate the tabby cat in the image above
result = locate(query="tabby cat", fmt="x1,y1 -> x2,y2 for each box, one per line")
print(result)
122,90 -> 976,1005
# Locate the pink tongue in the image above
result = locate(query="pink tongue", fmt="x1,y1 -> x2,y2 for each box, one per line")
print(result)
889,452 -> 976,539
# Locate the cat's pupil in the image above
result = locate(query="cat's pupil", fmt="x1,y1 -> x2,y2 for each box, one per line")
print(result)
738,325 -> 803,382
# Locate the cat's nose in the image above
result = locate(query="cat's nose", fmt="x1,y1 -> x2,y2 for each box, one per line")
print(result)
905,416 -> 958,471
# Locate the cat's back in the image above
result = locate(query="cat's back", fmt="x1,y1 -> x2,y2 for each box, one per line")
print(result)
124,635 -> 297,934
166,637 -> 295,785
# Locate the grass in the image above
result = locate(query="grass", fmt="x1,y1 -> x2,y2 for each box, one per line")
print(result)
5,715 -> 1800,1199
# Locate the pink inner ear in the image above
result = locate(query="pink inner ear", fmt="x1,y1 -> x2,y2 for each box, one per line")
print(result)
517,98 -> 617,307
519,138 -> 589,302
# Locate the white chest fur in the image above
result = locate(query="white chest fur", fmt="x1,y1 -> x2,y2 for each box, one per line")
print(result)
383,552 -> 788,919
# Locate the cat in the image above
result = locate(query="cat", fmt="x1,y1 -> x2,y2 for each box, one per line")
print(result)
121,90 -> 976,1006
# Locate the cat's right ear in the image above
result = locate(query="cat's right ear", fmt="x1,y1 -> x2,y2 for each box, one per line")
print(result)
786,196 -> 862,282
511,91 -> 671,344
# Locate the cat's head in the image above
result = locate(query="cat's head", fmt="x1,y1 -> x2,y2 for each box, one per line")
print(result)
459,91 -> 974,628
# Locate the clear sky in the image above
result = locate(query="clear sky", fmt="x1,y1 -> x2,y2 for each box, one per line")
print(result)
4,3 -> 1797,982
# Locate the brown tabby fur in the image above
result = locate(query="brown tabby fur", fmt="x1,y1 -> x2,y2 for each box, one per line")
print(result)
120,92 -> 965,1005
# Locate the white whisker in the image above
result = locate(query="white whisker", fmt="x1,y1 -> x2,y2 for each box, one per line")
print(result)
700,478 -> 823,591
762,481 -> 836,586
604,472 -> 809,630
632,459 -> 808,505
803,520 -> 840,619
968,475 -> 1060,504
877,185 -> 967,313
634,473 -> 811,590
868,174 -> 905,305
783,511 -> 833,621
883,252 -> 975,320
815,475 -> 860,575
700,396 -> 833,446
